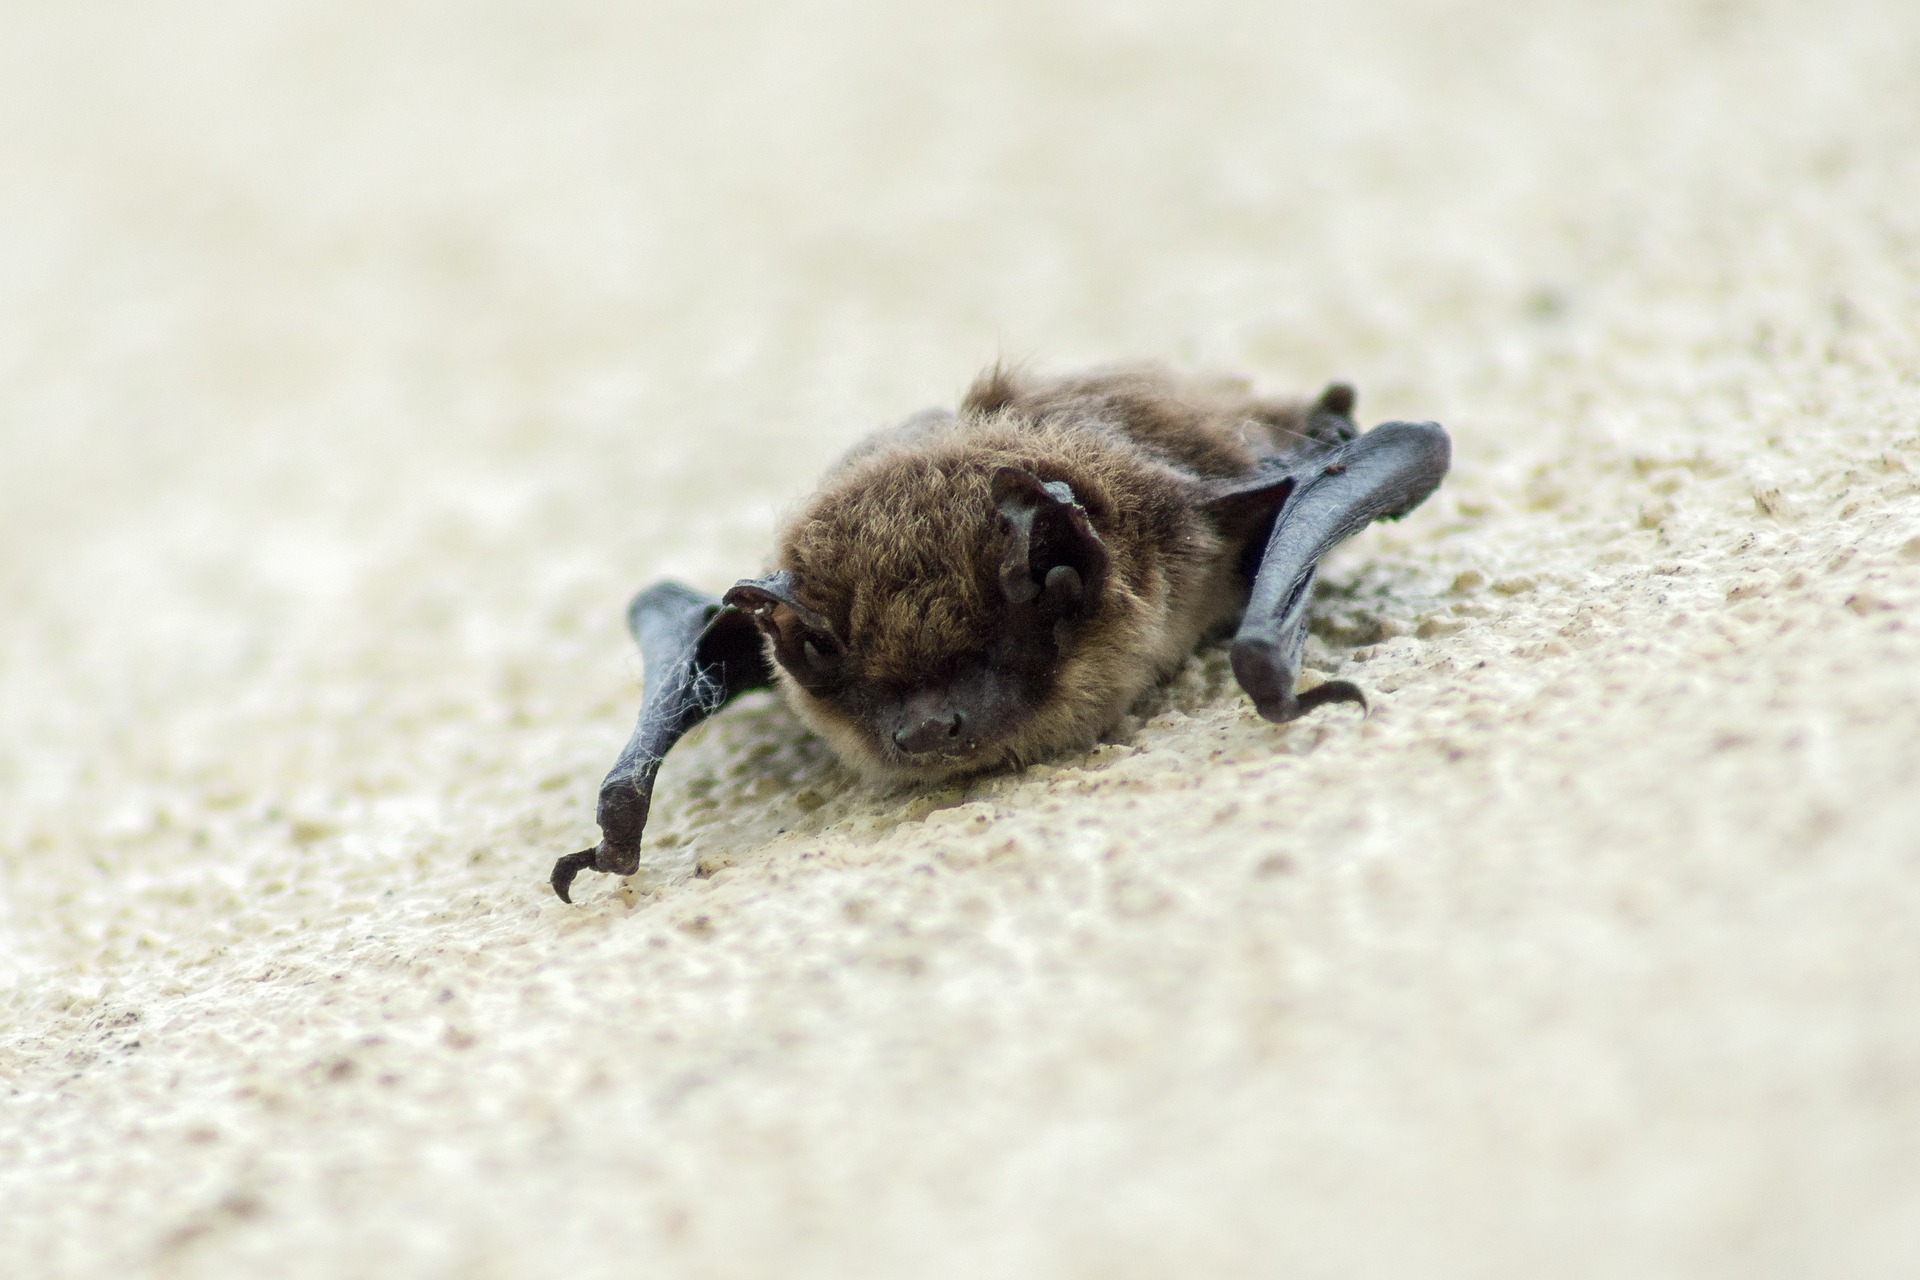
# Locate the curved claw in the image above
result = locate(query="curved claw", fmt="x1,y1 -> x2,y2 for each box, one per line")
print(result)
550,849 -> 598,904
1294,678 -> 1368,718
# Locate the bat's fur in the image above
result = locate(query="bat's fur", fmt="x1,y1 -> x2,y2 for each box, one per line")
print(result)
759,365 -> 1331,783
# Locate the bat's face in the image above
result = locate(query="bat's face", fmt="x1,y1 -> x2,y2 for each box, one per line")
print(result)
724,462 -> 1124,782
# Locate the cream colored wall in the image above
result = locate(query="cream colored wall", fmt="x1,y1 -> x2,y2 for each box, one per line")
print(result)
2,2 -> 1917,1276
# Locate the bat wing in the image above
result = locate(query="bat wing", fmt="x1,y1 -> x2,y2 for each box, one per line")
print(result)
550,582 -> 773,902
1207,387 -> 1451,723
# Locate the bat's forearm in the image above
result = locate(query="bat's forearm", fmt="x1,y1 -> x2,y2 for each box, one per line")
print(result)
1232,419 -> 1451,723
552,583 -> 773,903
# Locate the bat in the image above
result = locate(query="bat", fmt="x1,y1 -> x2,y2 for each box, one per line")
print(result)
551,366 -> 1450,902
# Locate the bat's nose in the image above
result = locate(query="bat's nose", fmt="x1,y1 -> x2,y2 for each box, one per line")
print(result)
893,710 -> 966,755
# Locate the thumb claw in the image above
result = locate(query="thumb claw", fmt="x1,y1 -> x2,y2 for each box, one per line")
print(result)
1292,679 -> 1368,720
550,849 -> 598,903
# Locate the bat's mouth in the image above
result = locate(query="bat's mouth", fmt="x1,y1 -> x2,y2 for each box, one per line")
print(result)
877,736 -> 1009,780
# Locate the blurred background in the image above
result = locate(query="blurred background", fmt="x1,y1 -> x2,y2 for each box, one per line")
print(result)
2,1 -> 1917,1276
2,0 -> 1908,831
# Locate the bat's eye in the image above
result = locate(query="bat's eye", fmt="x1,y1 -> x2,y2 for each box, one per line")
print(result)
802,635 -> 841,676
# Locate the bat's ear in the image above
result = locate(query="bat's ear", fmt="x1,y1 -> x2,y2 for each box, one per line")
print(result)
1305,382 -> 1357,442
722,571 -> 846,687
1201,464 -> 1296,525
992,467 -> 1109,617
723,570 -> 816,623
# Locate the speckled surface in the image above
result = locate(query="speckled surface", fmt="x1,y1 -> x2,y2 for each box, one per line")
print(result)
3,2 -> 1918,1276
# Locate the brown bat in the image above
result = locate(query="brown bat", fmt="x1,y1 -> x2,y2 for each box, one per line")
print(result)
551,366 -> 1450,902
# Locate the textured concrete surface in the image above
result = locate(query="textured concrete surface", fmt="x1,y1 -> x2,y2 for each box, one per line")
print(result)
3,1 -> 1918,1276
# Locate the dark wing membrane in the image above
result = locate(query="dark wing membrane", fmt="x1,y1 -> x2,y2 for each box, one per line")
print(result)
1225,419 -> 1451,722
551,583 -> 773,903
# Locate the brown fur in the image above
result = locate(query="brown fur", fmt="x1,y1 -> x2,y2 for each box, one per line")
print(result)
766,365 -> 1321,783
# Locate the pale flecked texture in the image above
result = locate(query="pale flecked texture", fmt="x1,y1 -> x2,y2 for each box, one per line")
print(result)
2,1 -> 1918,1276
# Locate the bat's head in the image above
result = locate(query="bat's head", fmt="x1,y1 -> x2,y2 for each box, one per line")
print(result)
724,453 -> 1154,783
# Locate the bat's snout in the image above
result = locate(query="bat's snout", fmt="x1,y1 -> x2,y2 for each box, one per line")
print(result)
893,708 -> 967,755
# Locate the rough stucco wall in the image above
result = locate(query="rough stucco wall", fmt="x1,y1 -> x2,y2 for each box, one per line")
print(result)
1,0 -> 1917,1275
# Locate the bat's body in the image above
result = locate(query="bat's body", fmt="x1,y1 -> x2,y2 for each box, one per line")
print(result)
552,366 -> 1450,902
